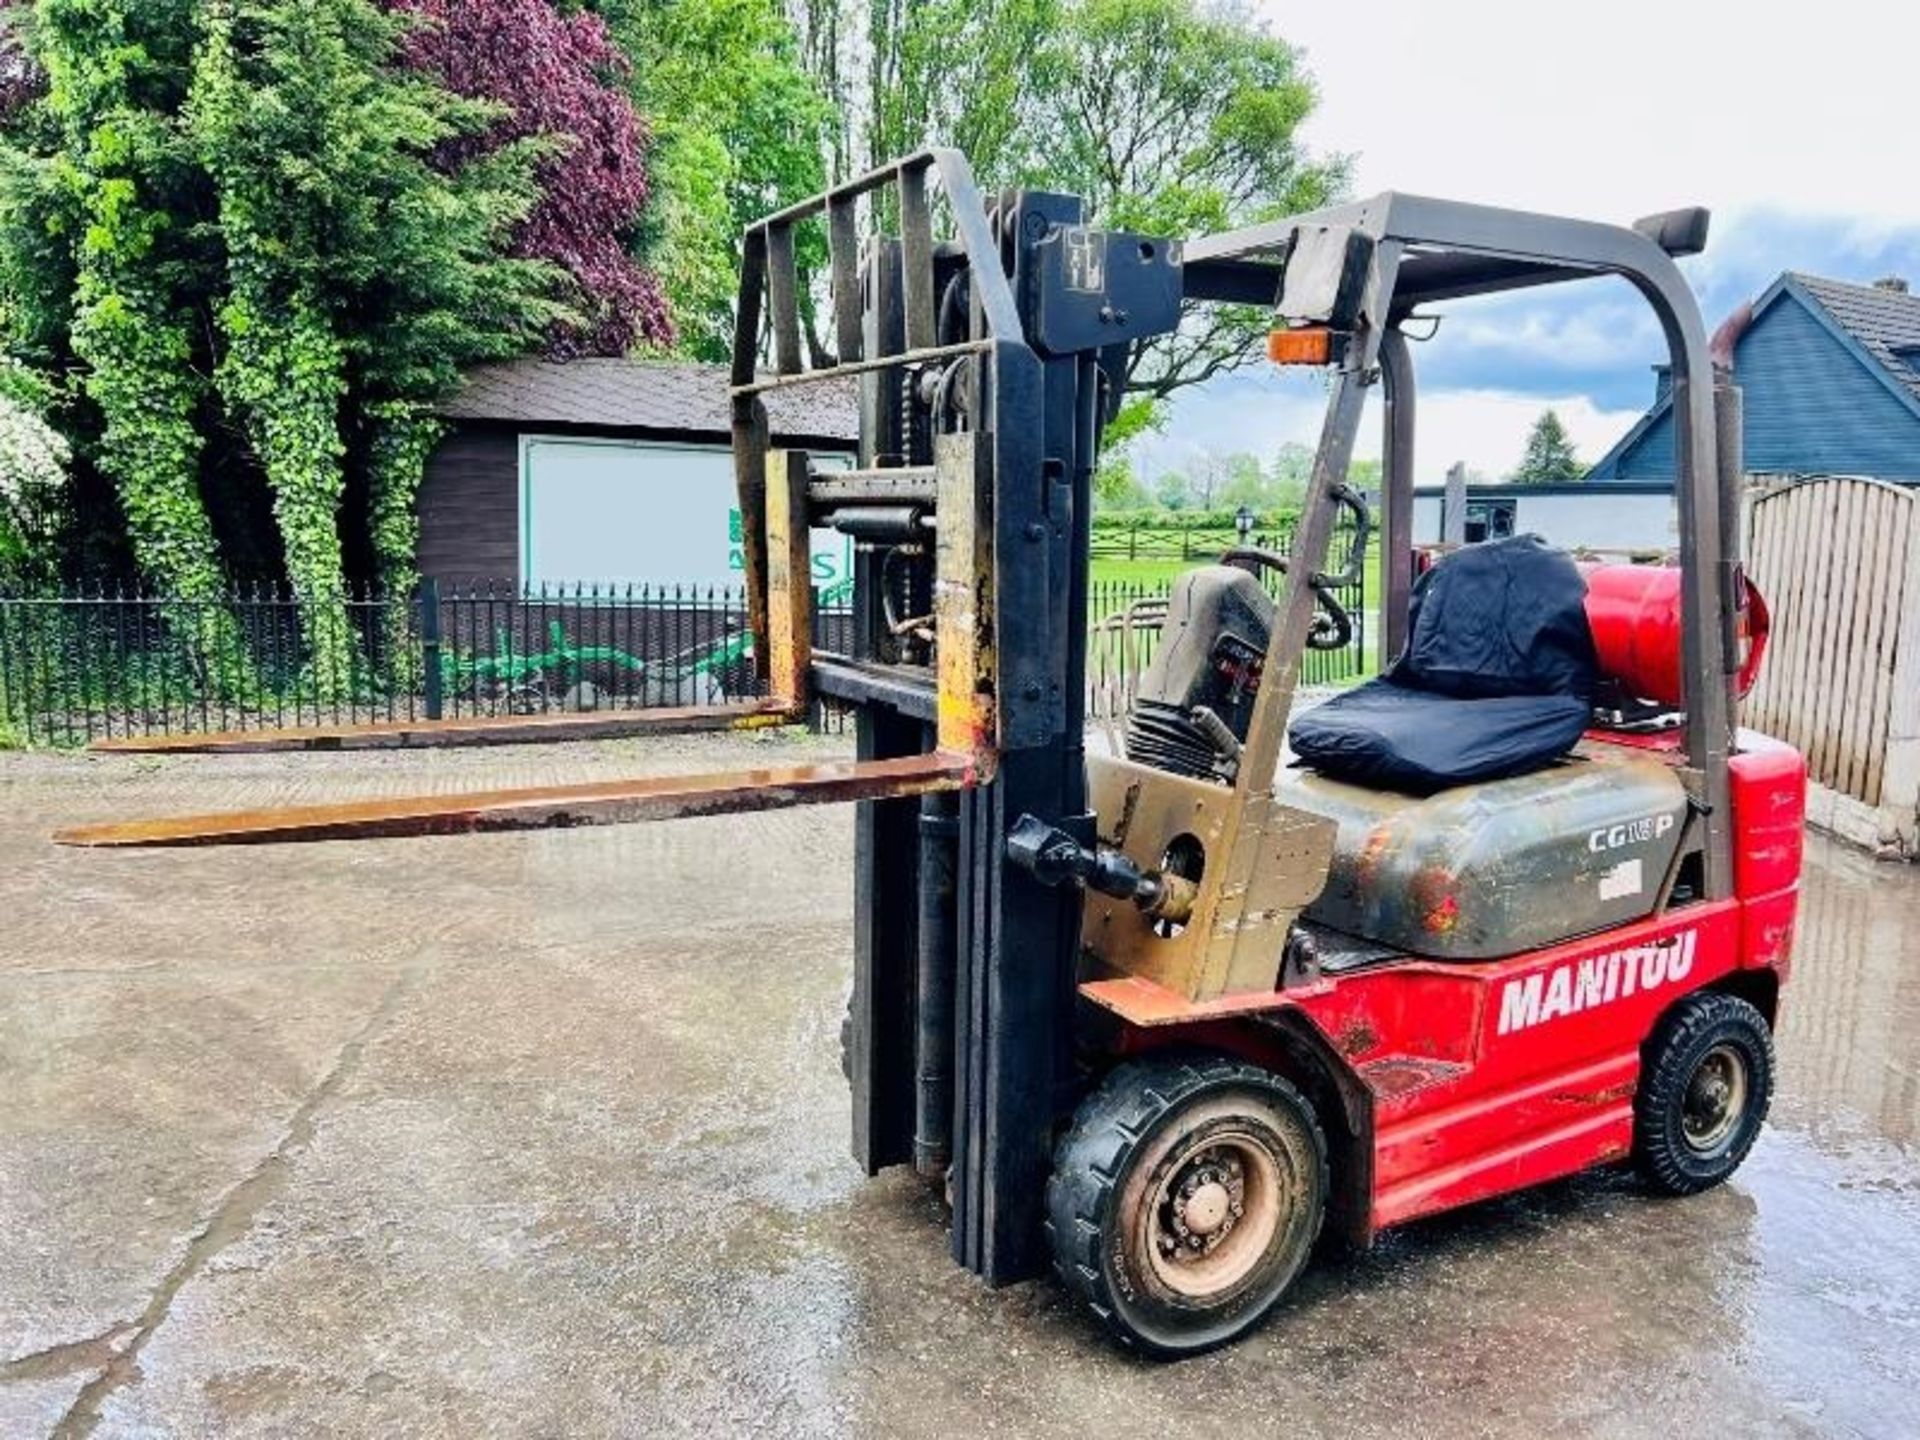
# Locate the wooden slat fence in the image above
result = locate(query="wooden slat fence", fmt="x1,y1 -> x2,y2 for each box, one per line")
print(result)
1743,475 -> 1920,857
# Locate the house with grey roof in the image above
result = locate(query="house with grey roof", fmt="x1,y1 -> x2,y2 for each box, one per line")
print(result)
1584,274 -> 1920,855
1590,273 -> 1920,483
418,358 -> 858,589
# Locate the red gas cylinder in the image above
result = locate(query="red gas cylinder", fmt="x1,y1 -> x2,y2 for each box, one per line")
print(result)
1580,562 -> 1770,706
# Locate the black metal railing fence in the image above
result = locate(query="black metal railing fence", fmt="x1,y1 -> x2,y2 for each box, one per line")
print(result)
0,581 -> 821,747
1,555 -> 1365,748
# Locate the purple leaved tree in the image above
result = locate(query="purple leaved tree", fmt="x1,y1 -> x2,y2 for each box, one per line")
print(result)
0,1 -> 45,121
394,0 -> 674,356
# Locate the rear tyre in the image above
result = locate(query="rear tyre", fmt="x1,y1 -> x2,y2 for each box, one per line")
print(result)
1634,991 -> 1774,1195
1045,1051 -> 1326,1357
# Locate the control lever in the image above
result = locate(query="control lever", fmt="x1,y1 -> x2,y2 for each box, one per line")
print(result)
1220,482 -> 1372,652
1005,814 -> 1196,924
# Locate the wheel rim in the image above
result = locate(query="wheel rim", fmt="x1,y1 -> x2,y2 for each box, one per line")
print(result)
1681,1042 -> 1749,1154
1141,1129 -> 1284,1300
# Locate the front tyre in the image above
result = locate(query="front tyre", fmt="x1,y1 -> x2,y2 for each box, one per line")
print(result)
1634,991 -> 1774,1195
1045,1052 -> 1326,1357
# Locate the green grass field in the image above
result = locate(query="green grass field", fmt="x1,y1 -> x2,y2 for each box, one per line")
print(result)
1091,538 -> 1384,611
1090,540 -> 1386,682
1089,555 -> 1211,588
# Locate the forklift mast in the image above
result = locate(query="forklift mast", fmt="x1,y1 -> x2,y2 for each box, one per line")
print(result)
725,150 -> 1183,1281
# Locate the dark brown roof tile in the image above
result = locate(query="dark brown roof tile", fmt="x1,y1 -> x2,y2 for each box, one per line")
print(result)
439,358 -> 859,443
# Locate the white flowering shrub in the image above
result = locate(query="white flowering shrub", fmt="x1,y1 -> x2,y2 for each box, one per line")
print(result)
0,389 -> 68,581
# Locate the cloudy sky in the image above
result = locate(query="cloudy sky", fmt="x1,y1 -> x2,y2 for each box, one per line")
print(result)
1138,0 -> 1920,482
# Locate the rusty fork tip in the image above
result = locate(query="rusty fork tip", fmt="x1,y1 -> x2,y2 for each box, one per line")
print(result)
77,702 -> 802,756
54,827 -> 129,847
53,822 -> 193,847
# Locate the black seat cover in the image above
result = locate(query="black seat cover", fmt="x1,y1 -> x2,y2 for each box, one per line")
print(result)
1386,533 -> 1598,701
1289,536 -> 1598,791
1286,683 -> 1592,791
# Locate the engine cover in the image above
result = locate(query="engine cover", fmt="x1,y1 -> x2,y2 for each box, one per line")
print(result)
1279,754 -> 1688,960
1124,565 -> 1273,780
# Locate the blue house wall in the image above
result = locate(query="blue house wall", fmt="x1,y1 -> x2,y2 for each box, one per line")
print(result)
1595,389 -> 1677,481
1591,285 -> 1920,482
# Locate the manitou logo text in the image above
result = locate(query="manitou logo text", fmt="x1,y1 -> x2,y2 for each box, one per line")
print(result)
1496,930 -> 1698,1035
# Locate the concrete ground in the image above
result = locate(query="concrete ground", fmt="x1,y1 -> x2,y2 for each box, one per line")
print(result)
2,731 -> 1917,1439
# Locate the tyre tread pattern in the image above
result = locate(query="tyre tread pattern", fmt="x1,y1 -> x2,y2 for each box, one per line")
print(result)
1044,1051 -> 1325,1354
1633,990 -> 1774,1196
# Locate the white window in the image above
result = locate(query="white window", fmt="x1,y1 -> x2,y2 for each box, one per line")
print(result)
519,436 -> 850,590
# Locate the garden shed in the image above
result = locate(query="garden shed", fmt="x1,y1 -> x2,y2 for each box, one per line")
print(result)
418,358 -> 859,590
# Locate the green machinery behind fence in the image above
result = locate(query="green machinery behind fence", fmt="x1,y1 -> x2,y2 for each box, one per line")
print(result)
446,619 -> 755,714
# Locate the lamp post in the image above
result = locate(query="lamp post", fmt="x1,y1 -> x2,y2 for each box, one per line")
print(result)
1235,504 -> 1255,544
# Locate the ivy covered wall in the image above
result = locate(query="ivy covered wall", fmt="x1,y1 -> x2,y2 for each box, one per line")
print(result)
0,0 -> 661,688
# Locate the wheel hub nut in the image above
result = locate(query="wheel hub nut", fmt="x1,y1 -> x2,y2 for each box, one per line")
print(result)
1184,1181 -> 1231,1235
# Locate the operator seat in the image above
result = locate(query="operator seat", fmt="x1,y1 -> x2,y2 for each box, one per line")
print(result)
1288,535 -> 1597,792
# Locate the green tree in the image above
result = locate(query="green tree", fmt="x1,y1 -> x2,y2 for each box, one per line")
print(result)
1214,451 -> 1268,510
864,0 -> 1058,185
189,0 -> 559,695
1151,468 -> 1192,510
347,88 -> 560,636
608,0 -> 829,361
1267,440 -> 1314,510
1512,408 -> 1583,484
1093,452 -> 1150,509
774,0 -> 1059,362
355,168 -> 559,645
786,0 -> 1056,189
1031,0 -> 1346,416
193,0 -> 358,691
25,0 -> 230,615
782,0 -> 1341,402
1184,449 -> 1269,510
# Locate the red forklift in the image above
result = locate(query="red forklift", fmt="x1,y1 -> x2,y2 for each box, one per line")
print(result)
62,151 -> 1806,1356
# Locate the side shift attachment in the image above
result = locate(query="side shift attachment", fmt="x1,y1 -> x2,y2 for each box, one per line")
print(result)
1005,814 -> 1197,924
